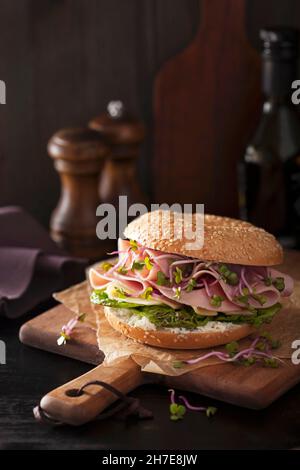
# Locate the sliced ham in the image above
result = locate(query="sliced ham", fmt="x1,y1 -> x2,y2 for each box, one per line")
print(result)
155,283 -> 243,312
144,249 -> 181,277
89,267 -> 114,289
89,237 -> 293,312
118,238 -> 131,251
136,264 -> 160,282
268,268 -> 294,296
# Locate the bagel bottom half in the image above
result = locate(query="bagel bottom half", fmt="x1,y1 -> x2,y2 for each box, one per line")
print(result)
104,306 -> 255,350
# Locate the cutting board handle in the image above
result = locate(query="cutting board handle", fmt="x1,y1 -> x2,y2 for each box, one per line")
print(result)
39,358 -> 144,426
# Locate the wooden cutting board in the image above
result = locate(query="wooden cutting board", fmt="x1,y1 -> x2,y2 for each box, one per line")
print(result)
19,250 -> 300,425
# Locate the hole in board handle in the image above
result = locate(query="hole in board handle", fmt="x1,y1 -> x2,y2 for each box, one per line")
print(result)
65,388 -> 84,397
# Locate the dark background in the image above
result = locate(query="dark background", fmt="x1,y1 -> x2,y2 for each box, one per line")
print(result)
0,0 -> 300,226
1,1 -> 300,451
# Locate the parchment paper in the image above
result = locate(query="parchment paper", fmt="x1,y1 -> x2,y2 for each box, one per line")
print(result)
54,280 -> 300,376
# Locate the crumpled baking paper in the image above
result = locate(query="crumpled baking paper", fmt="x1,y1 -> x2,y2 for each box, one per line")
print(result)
54,277 -> 300,377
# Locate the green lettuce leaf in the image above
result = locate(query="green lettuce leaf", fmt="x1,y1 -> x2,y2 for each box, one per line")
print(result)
91,289 -> 281,329
90,290 -> 142,309
214,303 -> 282,328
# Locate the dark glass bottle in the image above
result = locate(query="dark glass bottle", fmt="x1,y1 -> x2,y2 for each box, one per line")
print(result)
239,28 -> 300,248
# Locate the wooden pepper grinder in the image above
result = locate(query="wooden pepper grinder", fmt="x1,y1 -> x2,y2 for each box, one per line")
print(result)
48,127 -> 111,260
89,101 -> 148,212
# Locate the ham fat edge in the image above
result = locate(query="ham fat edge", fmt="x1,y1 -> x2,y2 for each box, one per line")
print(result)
89,239 -> 293,327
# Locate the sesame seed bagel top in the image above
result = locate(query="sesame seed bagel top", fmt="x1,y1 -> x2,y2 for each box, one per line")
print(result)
123,210 -> 283,266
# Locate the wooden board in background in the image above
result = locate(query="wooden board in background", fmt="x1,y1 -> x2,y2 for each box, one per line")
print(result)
153,0 -> 262,216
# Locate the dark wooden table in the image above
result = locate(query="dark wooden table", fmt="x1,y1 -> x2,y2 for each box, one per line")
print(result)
1,302 -> 300,450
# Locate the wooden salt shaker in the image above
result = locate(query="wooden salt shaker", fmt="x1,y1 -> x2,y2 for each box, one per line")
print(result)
48,127 -> 111,260
89,101 -> 148,211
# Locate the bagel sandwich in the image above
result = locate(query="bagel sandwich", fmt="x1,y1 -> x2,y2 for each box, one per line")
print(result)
89,210 -> 293,349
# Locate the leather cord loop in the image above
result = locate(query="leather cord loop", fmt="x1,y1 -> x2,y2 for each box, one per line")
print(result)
33,379 -> 153,426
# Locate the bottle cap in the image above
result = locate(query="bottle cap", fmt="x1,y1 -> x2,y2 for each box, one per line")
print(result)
260,27 -> 299,59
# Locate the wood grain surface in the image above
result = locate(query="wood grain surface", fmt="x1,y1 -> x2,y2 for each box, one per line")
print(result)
6,312 -> 300,449
19,251 -> 300,422
2,1 -> 300,226
20,303 -> 103,366
40,358 -> 143,426
153,0 -> 261,216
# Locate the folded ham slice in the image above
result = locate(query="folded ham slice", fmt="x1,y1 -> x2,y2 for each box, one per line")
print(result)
154,283 -> 243,312
89,238 -> 294,314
